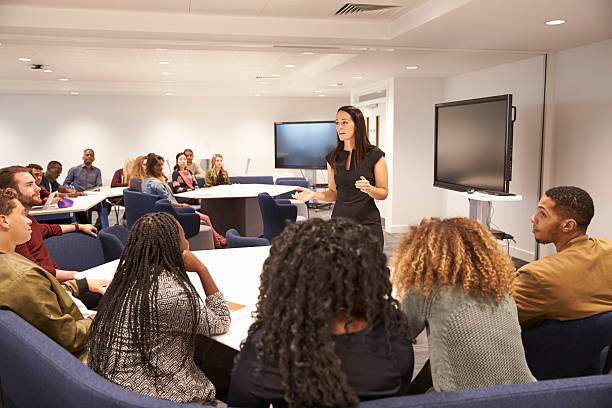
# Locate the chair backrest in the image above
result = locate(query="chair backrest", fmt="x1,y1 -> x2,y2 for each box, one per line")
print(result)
153,199 -> 200,238
522,310 -> 612,380
274,178 -> 311,199
230,176 -> 274,185
44,233 -> 107,271
123,189 -> 160,228
102,224 -> 129,245
257,193 -> 297,242
226,228 -> 269,248
196,177 -> 206,188
0,310 -> 201,408
98,229 -> 125,262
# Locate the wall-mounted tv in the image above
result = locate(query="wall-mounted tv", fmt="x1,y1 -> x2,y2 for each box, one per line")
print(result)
274,121 -> 338,169
434,94 -> 516,194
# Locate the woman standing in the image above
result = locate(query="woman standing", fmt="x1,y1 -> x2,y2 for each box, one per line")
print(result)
88,212 -> 230,404
292,106 -> 388,246
204,154 -> 232,187
391,217 -> 535,392
172,152 -> 199,193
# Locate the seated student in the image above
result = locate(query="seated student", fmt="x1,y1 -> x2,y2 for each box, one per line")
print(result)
0,166 -> 98,283
127,155 -> 146,192
514,186 -> 612,328
204,154 -> 232,187
26,163 -> 54,202
0,188 -> 107,363
111,158 -> 132,188
229,218 -> 414,408
172,152 -> 199,193
391,217 -> 535,392
184,148 -> 206,177
143,155 -> 226,248
63,148 -> 107,226
40,160 -> 81,197
88,212 -> 230,404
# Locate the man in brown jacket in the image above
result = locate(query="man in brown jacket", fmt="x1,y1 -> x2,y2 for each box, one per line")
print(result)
0,188 -> 106,362
513,186 -> 612,328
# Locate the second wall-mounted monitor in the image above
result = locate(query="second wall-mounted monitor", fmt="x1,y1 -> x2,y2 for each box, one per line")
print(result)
274,121 -> 338,169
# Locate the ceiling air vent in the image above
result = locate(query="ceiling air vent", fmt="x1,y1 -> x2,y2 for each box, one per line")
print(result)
335,3 -> 400,16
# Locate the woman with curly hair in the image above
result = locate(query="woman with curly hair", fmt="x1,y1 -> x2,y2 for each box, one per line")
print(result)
391,217 -> 535,392
228,217 -> 414,408
88,212 -> 230,405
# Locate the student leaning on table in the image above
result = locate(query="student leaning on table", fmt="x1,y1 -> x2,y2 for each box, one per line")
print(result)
0,188 -> 107,363
88,212 -> 230,405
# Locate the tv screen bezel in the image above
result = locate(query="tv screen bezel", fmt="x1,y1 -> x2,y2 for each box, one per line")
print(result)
274,120 -> 338,170
433,94 -> 513,194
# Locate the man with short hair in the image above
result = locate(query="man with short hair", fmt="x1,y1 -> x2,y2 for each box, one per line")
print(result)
41,160 -> 79,196
513,186 -> 612,328
26,163 -> 51,201
0,166 -> 97,282
63,149 -> 102,192
184,148 -> 206,177
0,188 -> 106,362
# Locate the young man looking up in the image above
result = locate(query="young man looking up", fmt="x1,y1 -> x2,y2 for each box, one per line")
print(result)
513,186 -> 612,328
0,166 -> 97,282
0,188 -> 106,362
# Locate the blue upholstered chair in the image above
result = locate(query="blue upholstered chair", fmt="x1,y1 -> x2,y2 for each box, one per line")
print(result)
123,189 -> 160,228
44,232 -> 121,271
257,193 -> 297,242
153,199 -> 214,250
225,228 -> 269,248
0,310 -> 205,408
522,310 -> 612,380
196,177 -> 206,188
98,228 -> 126,261
229,176 -> 274,184
274,177 -> 311,200
101,224 -> 129,245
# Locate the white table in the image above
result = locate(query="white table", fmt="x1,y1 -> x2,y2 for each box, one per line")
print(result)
77,245 -> 269,350
176,184 -> 299,237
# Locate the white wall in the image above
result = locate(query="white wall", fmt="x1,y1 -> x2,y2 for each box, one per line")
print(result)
0,95 -> 347,184
442,55 -> 546,261
549,38 -> 612,240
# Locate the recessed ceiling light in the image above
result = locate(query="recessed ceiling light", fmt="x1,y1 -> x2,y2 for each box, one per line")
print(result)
70,92 -> 79,95
271,74 -> 280,77
18,57 -> 31,62
545,19 -> 566,25
253,93 -> 261,97
350,47 -> 368,51
285,64 -> 295,68
314,90 -> 323,93
165,92 -> 173,96
43,69 -> 53,73
405,65 -> 419,70
303,52 -> 314,55
260,81 -> 269,85
352,76 -> 363,80
159,61 -> 170,65
155,48 -> 167,51
318,94 -> 326,97
161,72 -> 172,75
163,80 -> 173,83
384,48 -> 395,52
58,78 -> 69,81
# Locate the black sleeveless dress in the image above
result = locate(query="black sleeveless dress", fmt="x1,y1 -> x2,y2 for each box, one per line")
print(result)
326,147 -> 385,246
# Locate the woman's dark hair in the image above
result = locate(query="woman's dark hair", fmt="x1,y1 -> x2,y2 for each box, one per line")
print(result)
328,105 -> 374,172
245,217 -> 411,408
88,212 -> 201,386
146,154 -> 163,177
173,152 -> 187,171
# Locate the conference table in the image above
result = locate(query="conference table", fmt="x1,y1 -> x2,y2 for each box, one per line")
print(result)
176,184 -> 299,237
29,186 -> 125,229
77,245 -> 269,350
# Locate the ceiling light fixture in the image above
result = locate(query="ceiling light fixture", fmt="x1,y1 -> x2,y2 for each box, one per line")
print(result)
155,48 -> 168,51
18,57 -> 31,62
271,74 -> 280,77
165,92 -> 173,96
58,78 -> 69,81
318,94 -> 326,97
545,19 -> 566,25
161,72 -> 172,75
314,90 -> 323,93
159,61 -> 170,65
43,69 -> 53,73
405,65 -> 419,70
164,80 -> 173,83
303,52 -> 314,55
352,76 -> 363,80
253,93 -> 261,97
260,81 -> 269,85
285,64 -> 295,68
70,92 -> 79,95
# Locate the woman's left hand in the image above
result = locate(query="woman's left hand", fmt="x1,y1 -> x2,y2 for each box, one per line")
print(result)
355,176 -> 374,195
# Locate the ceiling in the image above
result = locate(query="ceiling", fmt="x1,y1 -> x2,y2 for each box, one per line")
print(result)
0,0 -> 610,97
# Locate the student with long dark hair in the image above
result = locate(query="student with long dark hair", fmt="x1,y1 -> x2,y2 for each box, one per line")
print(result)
228,217 -> 414,408
292,106 -> 388,246
88,212 -> 230,404
172,152 -> 199,193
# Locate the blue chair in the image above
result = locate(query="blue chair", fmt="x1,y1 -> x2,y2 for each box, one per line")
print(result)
275,177 -> 311,200
0,310 -> 206,408
123,189 -> 160,228
230,176 -> 274,184
44,232 -> 119,271
98,229 -> 125,261
257,193 -> 297,242
196,177 -> 206,188
225,228 -> 269,248
153,199 -> 215,250
522,310 -> 612,380
101,224 -> 129,245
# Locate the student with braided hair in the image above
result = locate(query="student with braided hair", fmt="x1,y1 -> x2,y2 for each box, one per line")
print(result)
87,212 -> 230,405
391,217 -> 535,392
228,217 -> 414,408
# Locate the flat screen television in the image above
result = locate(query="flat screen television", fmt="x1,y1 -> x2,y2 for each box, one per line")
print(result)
434,94 -> 515,194
274,121 -> 338,169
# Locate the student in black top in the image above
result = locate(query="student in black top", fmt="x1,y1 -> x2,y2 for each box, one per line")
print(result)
293,105 -> 388,246
228,217 -> 414,408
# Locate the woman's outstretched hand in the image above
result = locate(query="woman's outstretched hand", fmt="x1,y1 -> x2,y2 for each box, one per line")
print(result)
292,187 -> 315,202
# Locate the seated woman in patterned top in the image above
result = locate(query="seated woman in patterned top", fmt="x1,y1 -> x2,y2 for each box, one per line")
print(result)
204,154 -> 232,187
88,212 -> 231,405
229,217 -> 414,408
172,152 -> 199,193
391,217 -> 535,393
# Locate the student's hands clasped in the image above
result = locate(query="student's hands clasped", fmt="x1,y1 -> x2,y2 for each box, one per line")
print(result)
355,176 -> 373,195
292,187 -> 315,202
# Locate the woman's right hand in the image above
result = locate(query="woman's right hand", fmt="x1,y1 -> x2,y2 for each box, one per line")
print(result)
292,187 -> 315,202
182,249 -> 206,273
